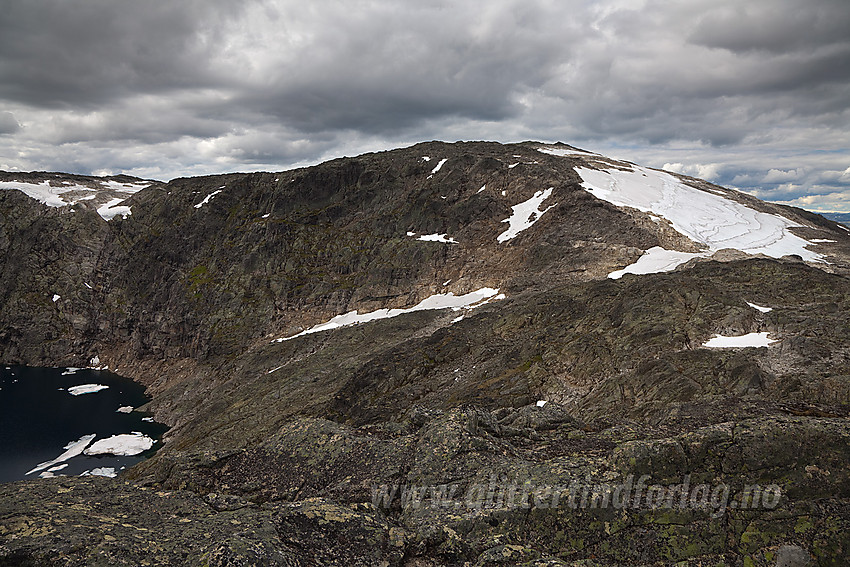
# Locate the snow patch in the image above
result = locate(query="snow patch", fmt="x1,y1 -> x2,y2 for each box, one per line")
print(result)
97,197 -> 132,220
746,302 -> 773,313
275,288 -> 502,341
84,433 -> 155,456
477,184 -> 486,193
536,400 -> 548,407
430,158 -> 447,174
810,239 -> 836,243
67,384 -> 109,396
608,247 -> 706,279
536,146 -> 600,158
575,164 -> 823,264
417,233 -> 458,244
194,189 -> 223,209
497,187 -> 556,243
702,332 -> 777,348
52,294 -> 61,302
26,434 -> 96,475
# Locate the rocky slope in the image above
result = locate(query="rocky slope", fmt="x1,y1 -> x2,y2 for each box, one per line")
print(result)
1,141 -> 849,565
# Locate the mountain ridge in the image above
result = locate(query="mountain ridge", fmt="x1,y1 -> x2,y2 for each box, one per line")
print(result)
1,141 -> 849,565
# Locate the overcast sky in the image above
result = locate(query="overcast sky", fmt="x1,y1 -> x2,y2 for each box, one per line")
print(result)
1,0 -> 848,211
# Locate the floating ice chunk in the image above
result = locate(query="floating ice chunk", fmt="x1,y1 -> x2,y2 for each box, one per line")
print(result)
81,467 -> 117,478
67,384 -> 109,395
430,158 -> 447,174
84,433 -> 155,456
141,417 -> 154,423
497,187 -> 556,243
608,247 -> 707,279
702,332 -> 777,348
26,434 -> 96,475
61,367 -> 80,376
194,189 -> 222,209
746,302 -> 773,313
275,288 -> 502,341
116,406 -> 134,413
417,233 -> 458,244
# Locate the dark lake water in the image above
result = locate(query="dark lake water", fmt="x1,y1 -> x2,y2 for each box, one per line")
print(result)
0,365 -> 168,483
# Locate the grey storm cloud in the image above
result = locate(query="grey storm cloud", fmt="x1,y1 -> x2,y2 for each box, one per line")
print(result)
0,112 -> 20,134
0,0 -> 848,210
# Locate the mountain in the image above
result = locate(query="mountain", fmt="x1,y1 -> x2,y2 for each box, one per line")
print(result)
820,211 -> 850,227
1,141 -> 849,566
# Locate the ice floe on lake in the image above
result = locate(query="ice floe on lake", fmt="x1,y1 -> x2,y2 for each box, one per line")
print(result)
67,384 -> 109,396
84,432 -> 155,456
26,434 -> 96,475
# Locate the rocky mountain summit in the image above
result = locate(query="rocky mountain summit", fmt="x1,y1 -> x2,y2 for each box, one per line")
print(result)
1,141 -> 849,565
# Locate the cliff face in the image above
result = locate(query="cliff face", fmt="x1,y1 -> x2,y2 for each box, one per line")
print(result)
1,142 -> 850,565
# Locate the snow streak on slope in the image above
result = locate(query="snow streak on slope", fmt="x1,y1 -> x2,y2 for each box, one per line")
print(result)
274,288 -> 502,342
566,160 -> 822,276
498,187 -> 556,243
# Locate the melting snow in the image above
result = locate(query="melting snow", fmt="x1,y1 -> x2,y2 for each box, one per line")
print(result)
497,187 -> 556,243
275,288 -> 502,341
430,159 -> 448,174
26,434 -> 96,475
608,247 -> 704,279
67,384 -> 109,396
417,233 -> 458,244
572,163 -> 823,276
97,197 -> 131,220
0,179 -> 148,212
84,432 -> 155,456
746,302 -> 773,313
194,189 -> 222,209
537,146 -> 601,158
702,332 -> 777,348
